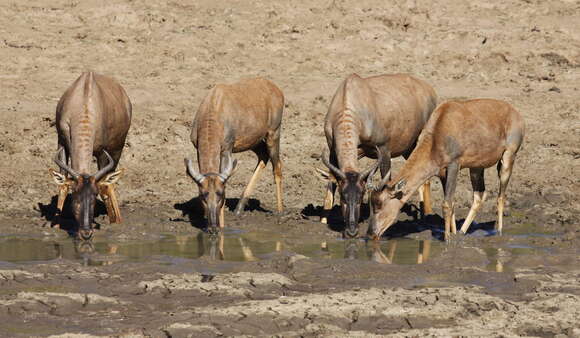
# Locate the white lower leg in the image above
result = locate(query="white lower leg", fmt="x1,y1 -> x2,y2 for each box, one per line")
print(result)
460,191 -> 488,233
496,196 -> 505,233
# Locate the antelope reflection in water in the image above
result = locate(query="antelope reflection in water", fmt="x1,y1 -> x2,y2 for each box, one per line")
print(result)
196,233 -> 283,262
369,239 -> 432,264
72,239 -> 120,266
319,239 -> 432,264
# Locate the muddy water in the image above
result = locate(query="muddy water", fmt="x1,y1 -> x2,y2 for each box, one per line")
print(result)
0,221 -> 557,272
0,232 -> 440,266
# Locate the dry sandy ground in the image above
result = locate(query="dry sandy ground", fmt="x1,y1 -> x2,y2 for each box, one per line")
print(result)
0,0 -> 579,336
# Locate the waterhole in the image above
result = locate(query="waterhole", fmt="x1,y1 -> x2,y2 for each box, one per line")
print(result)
0,222 -> 557,272
0,230 -> 444,267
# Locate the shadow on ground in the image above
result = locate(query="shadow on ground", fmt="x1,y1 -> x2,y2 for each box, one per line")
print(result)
173,197 -> 270,231
301,200 -> 497,241
37,195 -> 108,237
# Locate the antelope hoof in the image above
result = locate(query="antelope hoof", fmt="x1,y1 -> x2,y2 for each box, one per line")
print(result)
234,204 -> 245,216
343,227 -> 359,239
78,228 -> 94,241
206,225 -> 220,235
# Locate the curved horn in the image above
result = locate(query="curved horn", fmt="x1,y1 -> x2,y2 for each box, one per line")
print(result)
218,155 -> 238,182
53,147 -> 79,179
373,170 -> 392,191
360,146 -> 382,181
321,149 -> 346,180
94,150 -> 115,181
185,158 -> 206,184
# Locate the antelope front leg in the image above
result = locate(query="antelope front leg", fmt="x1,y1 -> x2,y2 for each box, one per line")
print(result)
234,160 -> 267,215
53,183 -> 69,228
219,204 -> 225,228
442,162 -> 459,241
56,184 -> 69,214
418,180 -> 433,217
99,183 -> 122,224
321,181 -> 336,224
274,161 -> 283,212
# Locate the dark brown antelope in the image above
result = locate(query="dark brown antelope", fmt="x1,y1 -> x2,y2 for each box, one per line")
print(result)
50,72 -> 132,240
185,77 -> 284,231
320,73 -> 437,238
369,99 -> 525,241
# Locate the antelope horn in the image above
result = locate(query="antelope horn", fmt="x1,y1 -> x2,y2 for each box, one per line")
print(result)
360,146 -> 382,181
95,150 -> 115,181
321,149 -> 346,180
53,147 -> 79,179
185,158 -> 206,184
372,170 -> 392,191
218,155 -> 238,182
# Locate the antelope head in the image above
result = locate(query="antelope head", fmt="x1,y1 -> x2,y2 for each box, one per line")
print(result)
51,147 -> 122,240
321,149 -> 381,238
184,155 -> 237,231
367,177 -> 406,240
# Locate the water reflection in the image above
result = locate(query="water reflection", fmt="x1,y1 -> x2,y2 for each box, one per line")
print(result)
305,239 -> 437,264
0,234 -> 440,266
367,240 -> 432,264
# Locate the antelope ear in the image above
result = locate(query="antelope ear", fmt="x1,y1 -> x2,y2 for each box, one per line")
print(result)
50,170 -> 71,186
100,169 -> 124,185
314,167 -> 337,183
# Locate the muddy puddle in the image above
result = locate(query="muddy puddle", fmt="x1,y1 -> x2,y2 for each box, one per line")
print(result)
0,231 -> 439,266
0,221 -> 560,273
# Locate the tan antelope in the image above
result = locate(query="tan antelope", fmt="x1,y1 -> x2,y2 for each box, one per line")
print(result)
320,73 -> 437,238
50,72 -> 131,240
369,99 -> 525,241
185,77 -> 284,231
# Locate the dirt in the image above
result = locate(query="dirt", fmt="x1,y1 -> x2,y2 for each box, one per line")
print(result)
0,0 -> 579,336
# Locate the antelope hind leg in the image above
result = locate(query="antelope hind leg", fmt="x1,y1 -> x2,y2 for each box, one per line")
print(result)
496,150 -> 516,234
235,160 -> 267,215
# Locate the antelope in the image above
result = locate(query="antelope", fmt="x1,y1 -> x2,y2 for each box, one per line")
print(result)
320,73 -> 438,238
185,77 -> 284,232
368,99 -> 525,241
50,72 -> 132,240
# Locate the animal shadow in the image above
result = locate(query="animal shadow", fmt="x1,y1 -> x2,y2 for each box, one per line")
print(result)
300,203 -> 373,234
382,213 -> 497,241
173,197 -> 269,231
224,197 -> 269,214
37,195 -> 108,236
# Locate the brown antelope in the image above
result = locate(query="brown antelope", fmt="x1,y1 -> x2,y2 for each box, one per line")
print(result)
369,99 -> 525,241
50,72 -> 132,240
185,77 -> 284,231
320,73 -> 437,238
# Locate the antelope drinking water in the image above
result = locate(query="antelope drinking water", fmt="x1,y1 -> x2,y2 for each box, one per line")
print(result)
320,73 -> 437,238
185,77 -> 284,231
50,72 -> 132,240
369,99 -> 525,241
